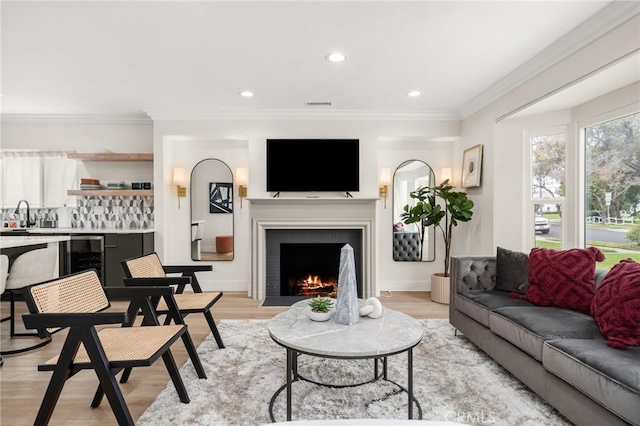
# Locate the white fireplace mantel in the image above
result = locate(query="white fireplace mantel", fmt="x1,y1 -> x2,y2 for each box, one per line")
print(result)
248,197 -> 378,301
246,197 -> 380,205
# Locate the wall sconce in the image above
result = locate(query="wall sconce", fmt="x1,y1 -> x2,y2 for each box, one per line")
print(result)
379,168 -> 391,209
441,167 -> 452,185
172,167 -> 186,209
236,167 -> 248,208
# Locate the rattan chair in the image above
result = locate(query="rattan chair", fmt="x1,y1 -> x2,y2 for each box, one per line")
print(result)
21,269 -> 191,426
121,252 -> 225,349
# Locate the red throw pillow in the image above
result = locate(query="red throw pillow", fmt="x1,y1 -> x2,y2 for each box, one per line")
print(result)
591,259 -> 640,349
511,247 -> 604,314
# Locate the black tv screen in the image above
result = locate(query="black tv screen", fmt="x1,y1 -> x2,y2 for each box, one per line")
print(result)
266,139 -> 359,192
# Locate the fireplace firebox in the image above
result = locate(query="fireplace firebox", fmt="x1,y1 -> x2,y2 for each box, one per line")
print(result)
280,243 -> 343,297
263,228 -> 362,306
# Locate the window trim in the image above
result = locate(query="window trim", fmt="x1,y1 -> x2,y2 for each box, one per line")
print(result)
526,125 -> 568,249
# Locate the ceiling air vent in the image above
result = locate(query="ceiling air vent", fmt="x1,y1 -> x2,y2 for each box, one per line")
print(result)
305,102 -> 332,107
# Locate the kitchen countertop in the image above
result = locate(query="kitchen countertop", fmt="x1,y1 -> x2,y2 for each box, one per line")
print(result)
0,235 -> 70,249
2,227 -> 155,235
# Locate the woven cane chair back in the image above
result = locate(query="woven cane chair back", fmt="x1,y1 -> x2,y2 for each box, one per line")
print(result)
124,253 -> 166,278
29,270 -> 109,333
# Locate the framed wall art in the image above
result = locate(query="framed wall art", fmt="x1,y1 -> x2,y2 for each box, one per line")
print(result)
209,182 -> 233,213
461,144 -> 483,188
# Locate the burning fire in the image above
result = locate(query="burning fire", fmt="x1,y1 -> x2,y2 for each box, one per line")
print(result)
295,274 -> 337,297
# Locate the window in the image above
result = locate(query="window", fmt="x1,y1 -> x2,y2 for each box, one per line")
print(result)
530,129 -> 566,248
584,112 -> 640,269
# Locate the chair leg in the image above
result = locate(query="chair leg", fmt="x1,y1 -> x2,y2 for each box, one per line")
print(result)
10,291 -> 16,337
93,368 -> 124,407
82,328 -> 134,426
10,290 -> 39,337
34,363 -> 72,426
161,350 -> 190,404
180,329 -> 207,379
34,329 -> 83,426
90,385 -> 104,408
204,310 -> 225,349
119,367 -> 133,384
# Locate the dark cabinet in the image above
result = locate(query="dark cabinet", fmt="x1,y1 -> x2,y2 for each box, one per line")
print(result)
104,233 -> 154,287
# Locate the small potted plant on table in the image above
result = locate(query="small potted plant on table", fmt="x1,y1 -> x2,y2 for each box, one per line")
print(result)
307,296 -> 334,322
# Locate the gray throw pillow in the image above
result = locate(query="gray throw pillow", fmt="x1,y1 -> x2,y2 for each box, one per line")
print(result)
495,247 -> 529,294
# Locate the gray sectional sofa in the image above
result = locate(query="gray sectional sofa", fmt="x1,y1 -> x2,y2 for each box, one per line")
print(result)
449,255 -> 640,426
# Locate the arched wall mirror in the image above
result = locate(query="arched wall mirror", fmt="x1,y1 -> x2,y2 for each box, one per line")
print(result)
190,159 -> 234,261
392,160 -> 436,262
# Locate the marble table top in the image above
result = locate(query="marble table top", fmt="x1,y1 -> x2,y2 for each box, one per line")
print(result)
268,299 -> 424,358
0,235 -> 70,249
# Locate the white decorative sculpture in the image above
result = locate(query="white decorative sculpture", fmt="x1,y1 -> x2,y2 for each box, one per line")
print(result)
359,297 -> 384,319
333,243 -> 360,326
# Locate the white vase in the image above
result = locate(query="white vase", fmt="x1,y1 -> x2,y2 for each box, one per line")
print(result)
308,310 -> 332,322
431,273 -> 451,305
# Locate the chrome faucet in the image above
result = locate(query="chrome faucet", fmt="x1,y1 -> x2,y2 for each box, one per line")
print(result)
14,199 -> 35,228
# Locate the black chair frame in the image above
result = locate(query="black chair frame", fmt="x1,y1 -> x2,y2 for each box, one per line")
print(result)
21,273 -> 194,426
121,259 -> 225,349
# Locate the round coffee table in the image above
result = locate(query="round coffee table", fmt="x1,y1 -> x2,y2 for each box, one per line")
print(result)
268,299 -> 424,422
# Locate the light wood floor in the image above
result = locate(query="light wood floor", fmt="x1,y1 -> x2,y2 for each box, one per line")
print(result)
0,291 -> 449,425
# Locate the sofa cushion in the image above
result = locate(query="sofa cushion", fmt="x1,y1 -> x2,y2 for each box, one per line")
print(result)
455,257 -> 496,293
543,338 -> 640,425
495,247 -> 529,294
489,306 -> 602,361
513,247 -> 604,314
591,259 -> 640,349
456,290 -> 533,327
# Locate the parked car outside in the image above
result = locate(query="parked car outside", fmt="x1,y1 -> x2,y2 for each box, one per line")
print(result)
535,216 -> 551,234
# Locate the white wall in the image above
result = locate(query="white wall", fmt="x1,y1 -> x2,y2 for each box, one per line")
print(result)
377,138 -> 455,290
494,110 -> 572,251
460,15 -> 640,256
495,81 -> 640,253
0,121 -> 154,185
3,15 -> 637,295
153,118 -> 460,293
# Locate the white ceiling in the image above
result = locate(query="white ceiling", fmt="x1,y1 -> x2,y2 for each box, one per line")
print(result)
510,53 -> 640,118
1,1 -> 635,120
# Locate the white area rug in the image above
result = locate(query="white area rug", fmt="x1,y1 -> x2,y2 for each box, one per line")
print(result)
138,319 -> 570,426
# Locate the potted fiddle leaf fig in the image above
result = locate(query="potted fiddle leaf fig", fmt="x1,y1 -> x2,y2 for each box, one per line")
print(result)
400,180 -> 474,303
307,296 -> 334,322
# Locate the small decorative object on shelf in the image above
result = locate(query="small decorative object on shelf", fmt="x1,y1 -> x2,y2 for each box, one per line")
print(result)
307,296 -> 333,322
359,297 -> 384,319
334,243 -> 360,326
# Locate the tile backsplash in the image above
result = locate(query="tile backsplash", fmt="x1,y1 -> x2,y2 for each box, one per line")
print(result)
2,196 -> 154,229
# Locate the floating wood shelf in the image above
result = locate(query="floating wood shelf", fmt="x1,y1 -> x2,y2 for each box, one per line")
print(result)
67,153 -> 153,161
67,190 -> 153,196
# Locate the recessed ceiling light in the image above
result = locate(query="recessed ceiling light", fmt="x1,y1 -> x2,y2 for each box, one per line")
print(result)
239,91 -> 254,98
407,91 -> 421,97
325,52 -> 347,63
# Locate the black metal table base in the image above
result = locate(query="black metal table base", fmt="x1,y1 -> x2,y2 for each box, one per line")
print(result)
269,348 -> 422,422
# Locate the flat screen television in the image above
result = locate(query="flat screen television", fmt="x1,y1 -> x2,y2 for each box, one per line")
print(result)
266,139 -> 359,193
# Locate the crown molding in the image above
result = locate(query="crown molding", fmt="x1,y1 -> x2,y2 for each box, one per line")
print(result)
144,108 -> 461,121
458,0 -> 640,120
1,113 -> 152,124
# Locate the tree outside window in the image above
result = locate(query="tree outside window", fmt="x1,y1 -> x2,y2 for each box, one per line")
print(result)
585,112 -> 640,269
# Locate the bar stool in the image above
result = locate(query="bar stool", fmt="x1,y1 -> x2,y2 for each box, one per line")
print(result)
0,254 -> 8,366
1,247 -> 58,356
